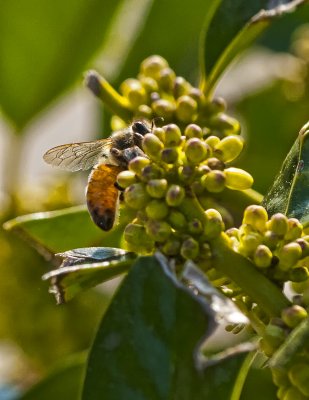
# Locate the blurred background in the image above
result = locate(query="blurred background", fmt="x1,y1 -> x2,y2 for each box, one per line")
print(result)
0,0 -> 309,397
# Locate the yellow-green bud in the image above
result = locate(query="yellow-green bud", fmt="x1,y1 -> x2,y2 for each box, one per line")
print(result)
168,210 -> 187,230
141,164 -> 163,181
204,208 -> 224,239
124,183 -> 150,209
175,95 -> 198,123
209,97 -> 227,114
163,124 -> 182,146
117,170 -> 137,188
139,76 -> 159,93
266,213 -> 289,237
206,157 -> 225,170
145,219 -> 172,242
142,133 -> 164,158
281,305 -> 308,328
226,227 -> 240,239
178,165 -> 195,183
128,156 -> 151,175
173,76 -> 192,98
153,127 -> 165,143
253,244 -> 273,268
289,364 -> 309,396
283,386 -> 308,400
160,147 -> 179,164
158,67 -> 176,92
185,138 -> 210,164
277,242 -> 302,271
140,55 -> 169,80
205,135 -> 221,149
120,78 -> 147,109
225,167 -> 253,190
263,230 -> 281,250
292,279 -> 309,295
165,184 -> 185,206
146,179 -> 168,198
188,218 -> 203,235
277,386 -> 288,400
271,368 -> 289,388
152,99 -> 175,121
264,324 -> 286,348
146,199 -> 169,219
285,218 -> 303,241
239,232 -> 263,256
180,237 -> 199,260
296,238 -> 309,258
162,238 -> 181,256
184,124 -> 203,139
289,266 -> 309,282
188,88 -> 204,106
214,135 -> 244,163
136,105 -> 153,119
201,170 -> 226,193
259,337 -> 276,358
124,223 -> 154,253
243,205 -> 268,232
210,113 -> 241,135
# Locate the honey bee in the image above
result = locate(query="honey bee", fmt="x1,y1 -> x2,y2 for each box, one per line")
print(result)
43,120 -> 151,231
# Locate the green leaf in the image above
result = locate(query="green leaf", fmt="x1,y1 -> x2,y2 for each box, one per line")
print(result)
3,205 -> 134,254
0,0 -> 123,129
43,247 -> 136,303
240,365 -> 277,400
201,0 -> 307,96
262,121 -> 309,227
18,354 -> 85,400
82,254 -> 253,400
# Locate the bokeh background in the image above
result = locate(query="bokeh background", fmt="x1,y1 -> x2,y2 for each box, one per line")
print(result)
0,0 -> 309,397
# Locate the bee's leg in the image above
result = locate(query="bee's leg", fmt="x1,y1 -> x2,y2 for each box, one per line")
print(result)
110,148 -> 128,167
114,181 -> 124,191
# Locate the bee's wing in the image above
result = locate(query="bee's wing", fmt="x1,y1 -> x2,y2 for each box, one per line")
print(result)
43,139 -> 112,171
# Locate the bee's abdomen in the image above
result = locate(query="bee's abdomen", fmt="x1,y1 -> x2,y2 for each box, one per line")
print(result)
86,164 -> 123,231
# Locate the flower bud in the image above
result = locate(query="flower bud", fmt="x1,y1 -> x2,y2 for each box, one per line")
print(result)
204,208 -> 224,239
175,95 -> 198,123
184,124 -> 203,139
214,135 -> 244,163
124,183 -> 150,209
178,165 -> 195,184
117,171 -> 137,188
277,242 -> 302,271
160,147 -> 179,164
224,167 -> 253,190
124,223 -> 154,253
266,213 -> 289,237
263,230 -> 281,250
146,179 -> 168,198
282,385 -> 308,399
168,210 -> 187,230
139,76 -> 159,93
188,218 -> 203,235
264,323 -> 286,348
288,364 -> 309,397
158,67 -> 176,92
140,55 -> 169,80
142,133 -> 164,158
188,88 -> 204,106
210,113 -> 241,135
253,244 -> 273,268
153,127 -> 165,143
145,199 -> 169,220
242,205 -> 268,232
173,76 -> 192,98
271,368 -> 289,388
180,237 -> 199,260
205,135 -> 220,149
136,104 -> 153,119
239,232 -> 263,256
201,170 -> 226,193
296,238 -> 309,258
152,99 -> 175,121
128,156 -> 151,175
208,97 -> 227,114
145,219 -> 172,242
281,305 -> 308,328
285,218 -> 303,241
206,157 -> 225,170
185,138 -> 210,164
120,78 -> 147,109
162,238 -> 181,256
165,184 -> 185,206
141,164 -> 163,181
163,124 -> 182,146
289,266 -> 309,282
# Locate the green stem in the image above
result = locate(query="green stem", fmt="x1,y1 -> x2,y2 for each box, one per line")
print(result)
85,70 -> 133,123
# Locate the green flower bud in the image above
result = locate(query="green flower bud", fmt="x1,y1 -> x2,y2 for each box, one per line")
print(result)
263,230 -> 281,250
276,386 -> 288,400
205,135 -> 221,149
145,219 -> 172,242
239,232 -> 263,256
259,337 -> 276,358
185,138 -> 210,164
288,364 -> 309,397
277,242 -> 302,271
173,76 -> 192,98
210,113 -> 241,135
225,167 -> 253,190
117,170 -> 137,188
136,104 -> 153,119
160,147 -> 179,164
152,127 -> 165,143
226,227 -> 240,239
146,179 -> 168,198
289,266 -> 309,282
188,88 -> 204,106
271,368 -> 289,388
184,124 -> 203,139
188,218 -> 203,235
201,170 -> 226,193
180,237 -> 200,260
264,323 -> 286,348
140,55 -> 169,80
157,67 -> 176,92
214,135 -> 244,163
124,183 -> 150,209
281,305 -> 308,328
206,157 -> 225,170
175,95 -> 198,123
204,208 -> 224,239
243,205 -> 268,232
296,238 -> 309,258
282,386 -> 308,400
208,97 -> 227,114
192,182 -> 205,195
120,78 -> 147,109
266,213 -> 289,237
168,210 -> 187,230
128,156 -> 151,175
165,184 -> 185,206
142,133 -> 164,158
285,218 -> 303,241
163,124 -> 182,146
146,199 -> 169,219
139,76 -> 159,93
141,164 -> 163,181
152,99 -> 175,121
124,223 -> 154,253
253,244 -> 273,268
162,238 -> 181,256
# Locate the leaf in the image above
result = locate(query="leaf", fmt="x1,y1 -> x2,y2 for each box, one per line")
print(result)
0,0 -> 123,129
262,121 -> 309,227
43,247 -> 136,303
3,205 -> 134,254
201,0 -> 307,95
18,354 -> 85,400
240,365 -> 277,400
82,254 -> 254,400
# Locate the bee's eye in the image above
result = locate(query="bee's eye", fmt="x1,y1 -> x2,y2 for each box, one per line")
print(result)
132,121 -> 150,135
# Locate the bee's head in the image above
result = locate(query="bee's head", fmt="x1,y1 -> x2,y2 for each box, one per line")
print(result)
131,120 -> 151,136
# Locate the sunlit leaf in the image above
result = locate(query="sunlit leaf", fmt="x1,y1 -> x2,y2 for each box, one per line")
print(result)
201,0 -> 307,95
43,248 -> 136,303
82,254 -> 254,399
262,121 -> 309,227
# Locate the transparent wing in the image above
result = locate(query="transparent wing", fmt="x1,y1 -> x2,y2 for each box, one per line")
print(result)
43,139 -> 112,171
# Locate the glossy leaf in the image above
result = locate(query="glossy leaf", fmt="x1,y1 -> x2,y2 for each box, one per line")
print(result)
262,122 -> 309,227
43,247 -> 136,303
3,205 -> 134,254
82,255 -> 254,400
201,0 -> 307,95
0,0 -> 123,129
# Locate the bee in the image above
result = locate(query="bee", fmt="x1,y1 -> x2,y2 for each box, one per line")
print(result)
43,120 -> 151,231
